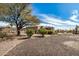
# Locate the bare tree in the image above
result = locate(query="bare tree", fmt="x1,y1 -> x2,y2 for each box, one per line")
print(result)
0,3 -> 39,36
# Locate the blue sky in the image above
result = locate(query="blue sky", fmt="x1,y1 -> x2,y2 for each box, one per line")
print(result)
32,3 -> 79,30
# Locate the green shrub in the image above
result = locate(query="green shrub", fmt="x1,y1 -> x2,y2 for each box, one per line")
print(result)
26,29 -> 34,38
0,32 -> 7,39
53,30 -> 56,34
54,30 -> 58,34
39,28 -> 47,37
46,30 -> 58,35
66,30 -> 73,33
47,30 -> 53,34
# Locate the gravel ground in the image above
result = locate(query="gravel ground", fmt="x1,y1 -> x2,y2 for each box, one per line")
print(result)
0,36 -> 25,56
4,33 -> 79,56
0,34 -> 50,56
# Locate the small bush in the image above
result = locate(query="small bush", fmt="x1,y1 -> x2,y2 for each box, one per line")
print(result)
0,32 -> 7,42
26,29 -> 34,38
54,30 -> 58,34
47,30 -> 53,34
46,30 -> 58,35
38,28 -> 47,37
0,32 -> 7,39
66,30 -> 73,33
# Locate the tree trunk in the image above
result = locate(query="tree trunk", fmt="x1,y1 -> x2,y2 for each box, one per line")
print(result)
16,22 -> 22,36
17,30 -> 20,36
42,34 -> 44,37
75,26 -> 77,34
16,26 -> 21,36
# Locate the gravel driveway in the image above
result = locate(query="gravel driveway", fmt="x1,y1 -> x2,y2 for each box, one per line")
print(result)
5,34 -> 79,56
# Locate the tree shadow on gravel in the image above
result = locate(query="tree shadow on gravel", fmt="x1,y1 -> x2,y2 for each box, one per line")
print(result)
33,36 -> 44,38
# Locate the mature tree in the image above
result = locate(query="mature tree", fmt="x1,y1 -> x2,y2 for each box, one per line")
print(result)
0,3 -> 39,36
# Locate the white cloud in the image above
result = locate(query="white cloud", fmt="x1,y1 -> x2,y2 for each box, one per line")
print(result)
72,10 -> 79,15
54,25 -> 75,30
70,15 -> 79,22
38,14 -> 79,30
39,14 -> 79,25
38,23 -> 53,27
70,10 -> 79,22
0,21 -> 9,27
64,20 -> 79,25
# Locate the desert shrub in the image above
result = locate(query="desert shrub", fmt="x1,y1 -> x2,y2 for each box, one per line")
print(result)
53,30 -> 58,34
54,30 -> 58,34
0,32 -> 7,42
47,30 -> 53,34
72,30 -> 76,34
0,32 -> 7,39
38,28 -> 47,37
26,29 -> 34,38
66,30 -> 73,33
